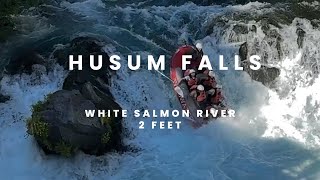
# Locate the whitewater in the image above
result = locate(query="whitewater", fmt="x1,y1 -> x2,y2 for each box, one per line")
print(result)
0,0 -> 320,179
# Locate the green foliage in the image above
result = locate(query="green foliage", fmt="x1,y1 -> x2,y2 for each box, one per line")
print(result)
31,93 -> 52,114
100,116 -> 113,126
26,115 -> 48,139
31,101 -> 46,114
54,141 -> 75,157
101,132 -> 111,144
27,93 -> 78,157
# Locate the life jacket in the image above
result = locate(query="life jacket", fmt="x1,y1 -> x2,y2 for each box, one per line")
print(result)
203,77 -> 217,89
190,84 -> 198,90
211,90 -> 223,104
197,90 -> 207,102
184,69 -> 191,77
203,69 -> 209,75
188,77 -> 197,87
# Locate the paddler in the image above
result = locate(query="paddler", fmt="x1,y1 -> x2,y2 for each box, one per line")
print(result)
203,70 -> 217,90
183,69 -> 198,90
190,85 -> 207,109
210,84 -> 224,106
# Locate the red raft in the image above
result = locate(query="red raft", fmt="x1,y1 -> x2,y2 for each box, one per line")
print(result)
170,45 -> 225,127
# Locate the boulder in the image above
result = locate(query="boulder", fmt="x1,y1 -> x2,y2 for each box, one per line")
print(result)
0,93 -> 10,103
243,62 -> 280,85
54,36 -> 110,68
53,36 -> 112,91
27,90 -> 121,156
239,42 -> 248,61
60,37 -> 116,108
239,42 -> 281,85
250,25 -> 257,33
296,27 -> 306,49
233,24 -> 249,34
27,36 -> 124,156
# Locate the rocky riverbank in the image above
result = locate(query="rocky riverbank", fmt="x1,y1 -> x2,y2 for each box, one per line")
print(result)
4,36 -> 125,156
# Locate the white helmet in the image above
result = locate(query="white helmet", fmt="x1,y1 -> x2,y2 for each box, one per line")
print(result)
208,71 -> 215,78
216,84 -> 222,89
189,69 -> 196,74
197,85 -> 204,91
210,107 -> 217,112
208,89 -> 215,95
195,42 -> 203,51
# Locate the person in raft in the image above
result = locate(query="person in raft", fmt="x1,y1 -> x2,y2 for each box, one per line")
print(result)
202,70 -> 217,91
171,42 -> 203,89
190,85 -> 207,109
206,84 -> 225,110
183,69 -> 198,90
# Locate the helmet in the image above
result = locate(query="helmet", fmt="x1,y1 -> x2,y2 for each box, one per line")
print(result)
189,69 -> 196,74
208,89 -> 215,95
216,84 -> 222,89
195,42 -> 203,51
208,71 -> 215,78
210,107 -> 217,113
197,85 -> 204,91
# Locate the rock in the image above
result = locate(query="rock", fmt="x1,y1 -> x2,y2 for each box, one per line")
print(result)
250,25 -> 257,33
233,24 -> 249,34
204,16 -> 228,36
59,37 -> 113,97
0,93 -> 10,103
242,61 -> 280,85
54,36 -> 112,92
239,42 -> 248,61
27,90 -> 121,156
296,27 -> 306,49
261,19 -> 271,34
54,36 -> 109,69
311,19 -> 320,28
5,50 -> 46,75
260,27 -> 283,61
239,42 -> 280,85
26,36 -> 124,156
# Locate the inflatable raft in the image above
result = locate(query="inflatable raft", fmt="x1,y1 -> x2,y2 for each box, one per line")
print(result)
170,45 -> 225,127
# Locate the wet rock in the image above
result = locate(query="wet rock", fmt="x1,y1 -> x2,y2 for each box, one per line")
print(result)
26,36 -> 124,156
0,93 -> 10,103
239,42 -> 281,85
239,42 -> 248,61
54,36 -> 109,68
268,29 -> 281,39
262,28 -> 283,61
59,37 -> 112,93
233,24 -> 249,34
296,27 -> 306,49
27,90 -> 121,156
250,25 -> 257,33
81,82 -> 123,150
311,19 -> 320,28
204,16 -> 228,36
5,51 -> 46,75
60,37 -> 122,150
261,19 -> 271,34
242,61 -> 280,85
